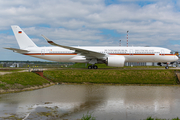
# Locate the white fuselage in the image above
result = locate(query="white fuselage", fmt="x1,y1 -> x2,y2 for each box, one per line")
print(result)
23,46 -> 178,63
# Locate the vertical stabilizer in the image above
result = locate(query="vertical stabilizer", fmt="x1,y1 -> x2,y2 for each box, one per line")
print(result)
11,25 -> 37,49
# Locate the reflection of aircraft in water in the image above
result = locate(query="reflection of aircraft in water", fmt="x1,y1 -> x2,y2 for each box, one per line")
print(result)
55,85 -> 107,119
21,85 -> 107,119
5,25 -> 178,69
31,86 -> 175,119
0,85 -> 177,119
58,86 -> 175,119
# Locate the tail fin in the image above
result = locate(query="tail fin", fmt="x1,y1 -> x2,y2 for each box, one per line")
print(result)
11,25 -> 37,49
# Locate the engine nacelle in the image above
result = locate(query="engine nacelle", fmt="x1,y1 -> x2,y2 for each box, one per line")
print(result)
106,55 -> 125,67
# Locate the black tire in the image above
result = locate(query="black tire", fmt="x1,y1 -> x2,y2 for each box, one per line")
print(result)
88,65 -> 92,69
165,66 -> 169,69
93,65 -> 98,69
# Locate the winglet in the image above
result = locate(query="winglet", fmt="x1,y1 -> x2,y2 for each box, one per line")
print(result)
41,35 -> 53,43
41,34 -> 59,46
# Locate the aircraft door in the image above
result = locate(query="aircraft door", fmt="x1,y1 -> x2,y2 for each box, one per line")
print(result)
41,49 -> 45,55
155,52 -> 159,56
161,49 -> 165,56
129,49 -> 134,56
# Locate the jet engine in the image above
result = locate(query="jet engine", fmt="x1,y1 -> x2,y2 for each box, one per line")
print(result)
106,55 -> 125,67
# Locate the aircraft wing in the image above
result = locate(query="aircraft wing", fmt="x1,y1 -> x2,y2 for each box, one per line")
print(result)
4,48 -> 29,53
42,35 -> 106,59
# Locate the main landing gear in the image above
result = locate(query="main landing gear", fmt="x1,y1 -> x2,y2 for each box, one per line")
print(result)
165,66 -> 169,69
158,62 -> 169,69
88,65 -> 98,69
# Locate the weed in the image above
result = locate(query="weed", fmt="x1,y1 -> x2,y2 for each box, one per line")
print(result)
145,117 -> 180,120
146,117 -> 154,120
81,112 -> 96,120
172,117 -> 180,120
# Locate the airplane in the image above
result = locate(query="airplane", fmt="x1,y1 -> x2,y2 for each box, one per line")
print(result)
4,25 -> 179,69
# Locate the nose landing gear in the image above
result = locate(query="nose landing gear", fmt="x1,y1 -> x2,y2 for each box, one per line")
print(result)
165,62 -> 169,69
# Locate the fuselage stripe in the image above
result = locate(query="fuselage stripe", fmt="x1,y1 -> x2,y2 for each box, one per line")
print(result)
23,53 -> 176,56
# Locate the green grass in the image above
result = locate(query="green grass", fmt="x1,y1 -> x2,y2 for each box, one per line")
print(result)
81,112 -> 96,120
0,68 -> 179,92
0,72 -> 49,90
68,63 -> 114,68
68,63 -> 167,69
44,69 -> 178,85
0,72 -> 49,86
145,117 -> 179,120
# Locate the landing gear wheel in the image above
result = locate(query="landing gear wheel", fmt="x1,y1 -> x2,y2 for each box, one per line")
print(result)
165,66 -> 169,69
93,65 -> 98,69
88,65 -> 93,69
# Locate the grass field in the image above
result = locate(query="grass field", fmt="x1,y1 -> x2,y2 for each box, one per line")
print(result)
0,72 -> 50,90
68,63 -> 169,69
0,67 -> 179,93
44,69 -> 179,85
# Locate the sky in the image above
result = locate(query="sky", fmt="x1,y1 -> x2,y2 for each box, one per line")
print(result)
1,0 -> 180,61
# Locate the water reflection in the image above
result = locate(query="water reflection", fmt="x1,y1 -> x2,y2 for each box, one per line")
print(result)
0,85 -> 180,119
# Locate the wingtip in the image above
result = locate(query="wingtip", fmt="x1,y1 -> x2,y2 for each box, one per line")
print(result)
41,35 -> 54,44
41,34 -> 50,41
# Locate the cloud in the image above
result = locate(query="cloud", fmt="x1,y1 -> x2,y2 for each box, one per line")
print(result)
1,0 -> 180,60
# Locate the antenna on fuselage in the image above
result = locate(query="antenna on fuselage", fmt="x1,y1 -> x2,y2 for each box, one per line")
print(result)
119,40 -> 121,46
127,30 -> 129,47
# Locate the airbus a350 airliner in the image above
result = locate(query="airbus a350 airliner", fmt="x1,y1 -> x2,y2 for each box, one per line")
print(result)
4,25 -> 178,69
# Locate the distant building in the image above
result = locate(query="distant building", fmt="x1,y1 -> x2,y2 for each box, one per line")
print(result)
3,63 -> 24,67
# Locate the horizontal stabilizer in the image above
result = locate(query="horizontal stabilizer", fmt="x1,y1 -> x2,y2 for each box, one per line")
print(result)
4,48 -> 29,53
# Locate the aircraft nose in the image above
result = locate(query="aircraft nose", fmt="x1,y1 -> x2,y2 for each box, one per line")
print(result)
175,56 -> 179,61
